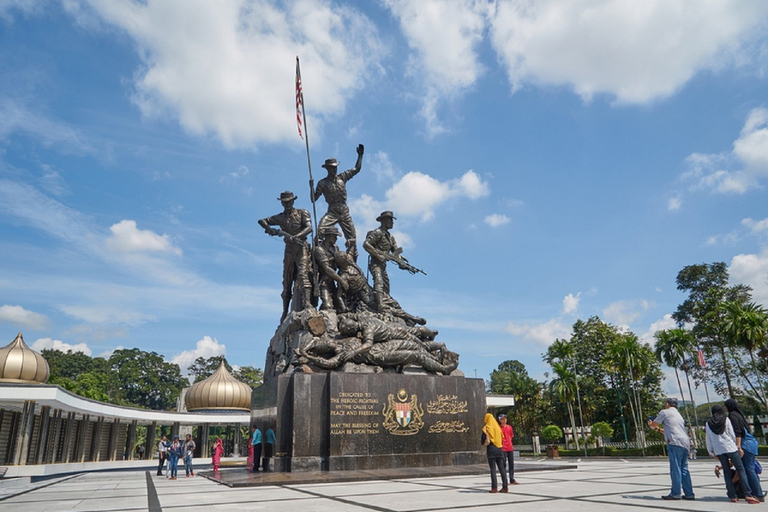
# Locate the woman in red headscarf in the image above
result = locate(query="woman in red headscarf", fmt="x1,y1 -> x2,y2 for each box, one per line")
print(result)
212,438 -> 223,472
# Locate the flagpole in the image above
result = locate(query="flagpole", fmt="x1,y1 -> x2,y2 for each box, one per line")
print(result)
296,56 -> 319,238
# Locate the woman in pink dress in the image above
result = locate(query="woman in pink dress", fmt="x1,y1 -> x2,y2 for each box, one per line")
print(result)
212,438 -> 223,472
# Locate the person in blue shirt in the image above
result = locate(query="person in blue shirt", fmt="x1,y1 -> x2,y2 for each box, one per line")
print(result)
262,427 -> 276,472
167,436 -> 182,480
251,427 -> 262,473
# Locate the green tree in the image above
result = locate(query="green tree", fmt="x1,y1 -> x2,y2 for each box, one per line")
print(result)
604,333 -> 662,448
550,361 -> 579,450
43,349 -> 97,381
489,360 -> 543,437
673,262 -> 751,397
108,349 -> 188,410
188,356 -> 263,388
720,300 -> 768,407
540,425 -> 563,445
189,355 -> 232,383
591,421 -> 614,454
545,318 -> 618,427
654,329 -> 695,438
233,365 -> 264,388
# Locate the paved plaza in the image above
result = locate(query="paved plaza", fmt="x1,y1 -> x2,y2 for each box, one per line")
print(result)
0,457 -> 762,512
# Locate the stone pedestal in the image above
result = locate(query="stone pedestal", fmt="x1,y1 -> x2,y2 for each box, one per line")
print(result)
252,372 -> 486,472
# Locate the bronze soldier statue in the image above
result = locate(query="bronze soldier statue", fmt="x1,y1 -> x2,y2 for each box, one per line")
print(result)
259,191 -> 313,322
363,210 -> 425,314
364,210 -> 396,312
313,226 -> 347,312
299,332 -> 458,375
314,144 -> 364,261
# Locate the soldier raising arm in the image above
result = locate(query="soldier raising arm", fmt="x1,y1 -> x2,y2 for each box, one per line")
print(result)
313,144 -> 364,260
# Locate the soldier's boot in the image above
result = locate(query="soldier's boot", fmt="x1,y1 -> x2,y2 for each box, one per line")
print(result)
280,289 -> 292,323
373,290 -> 389,313
345,238 -> 358,263
319,288 -> 334,311
302,287 -> 313,311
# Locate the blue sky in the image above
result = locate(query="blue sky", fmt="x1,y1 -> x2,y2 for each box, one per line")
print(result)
2,1 -> 768,397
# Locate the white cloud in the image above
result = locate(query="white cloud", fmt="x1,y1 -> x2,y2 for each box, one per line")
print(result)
105,220 -> 182,256
368,151 -> 398,183
734,108 -> 768,170
667,197 -> 681,211
484,213 -> 510,227
59,304 -> 155,327
0,98 -> 91,151
0,1 -> 44,21
683,108 -> 768,194
385,170 -> 490,221
562,293 -> 580,315
0,179 -> 94,245
75,0 -> 384,148
730,248 -> 768,307
505,318 -> 570,346
640,313 -> 677,345
220,165 -> 249,184
96,346 -> 122,359
384,0 -> 488,135
0,305 -> 48,330
30,337 -> 92,356
489,1 -> 768,104
742,217 -> 768,236
602,299 -> 651,329
171,336 -> 227,372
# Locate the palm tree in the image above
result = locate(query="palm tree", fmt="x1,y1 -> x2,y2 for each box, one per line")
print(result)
605,334 -> 652,448
550,361 -> 580,450
654,328 -> 696,447
546,339 -> 588,451
721,300 -> 768,407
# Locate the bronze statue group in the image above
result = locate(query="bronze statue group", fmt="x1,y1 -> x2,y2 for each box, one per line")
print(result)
259,145 -> 458,377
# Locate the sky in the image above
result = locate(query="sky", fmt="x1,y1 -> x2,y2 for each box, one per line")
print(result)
1,1 -> 768,401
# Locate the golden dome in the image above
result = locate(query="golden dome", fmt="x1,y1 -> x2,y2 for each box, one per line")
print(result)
185,362 -> 251,412
0,332 -> 49,384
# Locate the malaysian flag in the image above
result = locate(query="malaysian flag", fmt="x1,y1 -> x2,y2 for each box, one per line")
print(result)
697,347 -> 706,368
295,57 -> 304,139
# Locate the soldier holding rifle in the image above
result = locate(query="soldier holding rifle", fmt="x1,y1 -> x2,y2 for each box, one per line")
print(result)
363,210 -> 425,313
259,191 -> 313,322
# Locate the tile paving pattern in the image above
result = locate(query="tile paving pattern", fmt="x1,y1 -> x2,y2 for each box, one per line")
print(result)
0,457 -> 761,512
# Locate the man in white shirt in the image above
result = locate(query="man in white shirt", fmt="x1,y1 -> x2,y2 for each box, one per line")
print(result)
156,435 -> 169,476
649,397 -> 695,501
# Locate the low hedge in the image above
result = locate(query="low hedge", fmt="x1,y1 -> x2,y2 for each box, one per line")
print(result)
546,444 -> 666,457
523,445 -> 768,457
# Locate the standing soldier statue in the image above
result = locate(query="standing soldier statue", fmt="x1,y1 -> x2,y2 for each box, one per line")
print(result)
313,144 -> 364,261
259,191 -> 313,322
313,226 -> 347,312
363,210 -> 425,314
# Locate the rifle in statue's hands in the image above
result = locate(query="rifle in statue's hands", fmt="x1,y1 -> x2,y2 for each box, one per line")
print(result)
385,247 -> 426,276
268,228 -> 309,247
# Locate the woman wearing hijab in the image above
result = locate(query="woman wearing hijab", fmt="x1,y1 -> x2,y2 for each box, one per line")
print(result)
725,398 -> 765,502
481,413 -> 508,493
706,405 -> 759,503
212,438 -> 223,472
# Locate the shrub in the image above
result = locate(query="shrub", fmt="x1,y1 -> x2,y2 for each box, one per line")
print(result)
591,422 -> 614,441
541,425 -> 563,445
